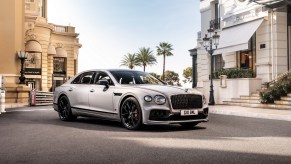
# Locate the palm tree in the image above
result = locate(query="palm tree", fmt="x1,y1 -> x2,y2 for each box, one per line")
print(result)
136,47 -> 157,72
156,42 -> 174,80
120,53 -> 140,69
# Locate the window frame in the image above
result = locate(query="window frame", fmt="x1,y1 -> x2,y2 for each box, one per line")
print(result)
71,71 -> 96,84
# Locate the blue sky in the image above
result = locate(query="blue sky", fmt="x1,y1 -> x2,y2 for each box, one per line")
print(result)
48,0 -> 201,82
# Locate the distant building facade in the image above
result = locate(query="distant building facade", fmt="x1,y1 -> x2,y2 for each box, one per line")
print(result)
195,0 -> 290,103
0,0 -> 81,104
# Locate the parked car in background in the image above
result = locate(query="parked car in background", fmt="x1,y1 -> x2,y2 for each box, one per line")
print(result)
53,69 -> 209,130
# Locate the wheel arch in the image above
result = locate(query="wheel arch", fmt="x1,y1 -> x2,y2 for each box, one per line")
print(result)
118,94 -> 143,116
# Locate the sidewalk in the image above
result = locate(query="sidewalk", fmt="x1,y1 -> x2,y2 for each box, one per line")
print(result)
209,105 -> 291,122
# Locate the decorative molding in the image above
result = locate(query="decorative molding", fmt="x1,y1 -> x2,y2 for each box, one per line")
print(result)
55,43 -> 63,48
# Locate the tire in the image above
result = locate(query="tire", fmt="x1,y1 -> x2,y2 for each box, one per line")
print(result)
58,95 -> 77,121
120,97 -> 142,130
179,122 -> 199,128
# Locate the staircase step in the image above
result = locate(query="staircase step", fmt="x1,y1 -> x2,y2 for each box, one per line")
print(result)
274,100 -> 291,105
231,98 -> 261,104
223,102 -> 291,110
281,97 -> 291,101
250,93 -> 260,97
240,96 -> 260,100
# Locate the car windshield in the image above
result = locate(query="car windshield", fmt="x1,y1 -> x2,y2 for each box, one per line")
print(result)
109,70 -> 165,85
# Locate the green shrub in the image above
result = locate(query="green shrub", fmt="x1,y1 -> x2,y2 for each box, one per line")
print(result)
213,68 -> 253,79
260,74 -> 291,104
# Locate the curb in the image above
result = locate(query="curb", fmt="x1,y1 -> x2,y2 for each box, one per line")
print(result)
209,108 -> 291,122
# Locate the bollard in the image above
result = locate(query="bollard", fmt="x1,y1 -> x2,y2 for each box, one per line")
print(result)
30,89 -> 36,106
0,89 -> 5,113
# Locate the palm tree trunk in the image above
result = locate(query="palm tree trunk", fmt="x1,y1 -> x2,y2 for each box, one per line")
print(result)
143,65 -> 145,72
162,54 -> 166,80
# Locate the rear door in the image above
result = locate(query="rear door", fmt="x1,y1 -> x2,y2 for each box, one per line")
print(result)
67,71 -> 95,109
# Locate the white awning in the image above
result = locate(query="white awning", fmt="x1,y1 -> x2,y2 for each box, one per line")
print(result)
214,18 -> 264,55
25,40 -> 42,53
47,44 -> 56,55
55,48 -> 67,58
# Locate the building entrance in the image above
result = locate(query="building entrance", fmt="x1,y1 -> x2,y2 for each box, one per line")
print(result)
239,51 -> 253,69
52,74 -> 65,92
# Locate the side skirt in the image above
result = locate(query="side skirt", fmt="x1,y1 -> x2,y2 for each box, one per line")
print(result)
72,107 -> 121,122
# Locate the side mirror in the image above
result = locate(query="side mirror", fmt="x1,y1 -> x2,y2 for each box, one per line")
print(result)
99,80 -> 109,87
98,80 -> 109,91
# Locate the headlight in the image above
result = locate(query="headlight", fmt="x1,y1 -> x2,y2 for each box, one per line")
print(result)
144,95 -> 152,102
203,95 -> 207,104
154,95 -> 166,105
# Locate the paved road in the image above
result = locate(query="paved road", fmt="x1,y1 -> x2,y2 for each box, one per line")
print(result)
0,106 -> 291,164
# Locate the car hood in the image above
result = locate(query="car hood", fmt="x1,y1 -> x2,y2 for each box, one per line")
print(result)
129,85 -> 203,96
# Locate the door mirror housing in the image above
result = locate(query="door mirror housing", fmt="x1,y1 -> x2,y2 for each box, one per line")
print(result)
98,80 -> 109,88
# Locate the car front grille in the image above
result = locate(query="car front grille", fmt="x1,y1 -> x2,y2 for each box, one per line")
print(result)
170,94 -> 203,109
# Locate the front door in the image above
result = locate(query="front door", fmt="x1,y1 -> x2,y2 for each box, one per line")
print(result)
88,85 -> 114,113
52,74 -> 65,91
89,71 -> 115,114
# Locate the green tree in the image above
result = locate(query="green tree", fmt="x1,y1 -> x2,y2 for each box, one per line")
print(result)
156,42 -> 174,80
136,47 -> 157,72
149,72 -> 161,79
120,53 -> 140,69
164,70 -> 180,86
183,67 -> 192,83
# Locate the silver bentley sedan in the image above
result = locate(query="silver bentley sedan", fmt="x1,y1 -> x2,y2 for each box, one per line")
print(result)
53,69 -> 209,130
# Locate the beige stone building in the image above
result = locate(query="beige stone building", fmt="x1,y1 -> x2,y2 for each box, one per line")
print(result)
195,0 -> 290,104
0,0 -> 81,104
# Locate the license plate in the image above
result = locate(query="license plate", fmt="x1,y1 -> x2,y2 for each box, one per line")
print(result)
181,109 -> 198,116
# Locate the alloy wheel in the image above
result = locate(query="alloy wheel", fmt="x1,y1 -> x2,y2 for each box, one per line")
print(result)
121,97 -> 142,130
58,96 -> 76,121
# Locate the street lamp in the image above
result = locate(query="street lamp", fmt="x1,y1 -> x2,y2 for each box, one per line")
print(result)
17,51 -> 28,84
203,27 -> 220,105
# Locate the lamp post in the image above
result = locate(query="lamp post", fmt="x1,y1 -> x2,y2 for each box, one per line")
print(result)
203,27 -> 220,105
17,51 -> 28,84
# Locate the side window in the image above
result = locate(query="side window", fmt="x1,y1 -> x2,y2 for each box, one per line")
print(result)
94,72 -> 114,86
72,72 -> 95,84
71,74 -> 82,84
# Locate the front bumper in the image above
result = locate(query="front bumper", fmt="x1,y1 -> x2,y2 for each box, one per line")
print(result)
53,103 -> 58,112
143,107 -> 209,125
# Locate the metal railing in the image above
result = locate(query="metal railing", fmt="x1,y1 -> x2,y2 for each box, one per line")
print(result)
265,69 -> 291,88
210,18 -> 220,30
53,25 -> 68,33
197,31 -> 201,40
31,91 -> 53,106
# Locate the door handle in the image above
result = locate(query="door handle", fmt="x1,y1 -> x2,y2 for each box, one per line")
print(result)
68,88 -> 73,91
90,89 -> 95,92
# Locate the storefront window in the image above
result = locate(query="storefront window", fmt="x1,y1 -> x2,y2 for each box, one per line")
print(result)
240,52 -> 252,68
25,52 -> 42,75
238,33 -> 256,75
53,57 -> 66,74
213,54 -> 224,72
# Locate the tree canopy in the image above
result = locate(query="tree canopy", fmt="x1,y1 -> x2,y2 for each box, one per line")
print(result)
120,53 -> 140,69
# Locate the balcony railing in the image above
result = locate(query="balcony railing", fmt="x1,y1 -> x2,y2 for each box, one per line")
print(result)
210,18 -> 220,30
53,25 -> 68,33
197,31 -> 201,40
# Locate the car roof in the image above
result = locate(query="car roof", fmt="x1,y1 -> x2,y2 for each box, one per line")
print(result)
80,69 -> 144,73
